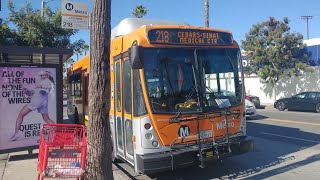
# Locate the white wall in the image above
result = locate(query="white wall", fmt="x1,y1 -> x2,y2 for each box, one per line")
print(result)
244,66 -> 320,104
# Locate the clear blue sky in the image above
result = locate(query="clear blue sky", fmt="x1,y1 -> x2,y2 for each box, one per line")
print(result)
1,0 -> 320,60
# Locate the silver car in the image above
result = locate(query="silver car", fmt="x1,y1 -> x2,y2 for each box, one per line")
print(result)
245,99 -> 256,117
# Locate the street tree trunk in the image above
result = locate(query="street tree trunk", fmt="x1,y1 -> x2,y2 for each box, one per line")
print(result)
272,85 -> 277,103
204,0 -> 209,27
84,0 -> 113,179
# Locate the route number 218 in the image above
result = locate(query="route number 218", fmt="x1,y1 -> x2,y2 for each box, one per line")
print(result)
156,30 -> 169,42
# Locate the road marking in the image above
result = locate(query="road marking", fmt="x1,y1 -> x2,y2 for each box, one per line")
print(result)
262,108 -> 320,116
266,118 -> 320,126
261,132 -> 320,144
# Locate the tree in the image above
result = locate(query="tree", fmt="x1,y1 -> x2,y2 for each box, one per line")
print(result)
83,44 -> 90,56
7,0 -> 77,48
204,0 -> 209,27
62,58 -> 74,88
85,0 -> 113,179
0,18 -> 17,45
132,5 -> 148,18
242,17 -> 313,101
63,58 -> 75,74
72,39 -> 87,60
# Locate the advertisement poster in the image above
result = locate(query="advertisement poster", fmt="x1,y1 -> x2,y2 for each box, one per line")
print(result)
0,67 -> 57,151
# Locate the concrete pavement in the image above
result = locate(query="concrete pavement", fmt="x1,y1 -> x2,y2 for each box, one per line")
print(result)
0,150 -> 130,180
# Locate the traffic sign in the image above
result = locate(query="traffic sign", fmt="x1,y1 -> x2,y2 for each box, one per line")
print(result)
61,0 -> 89,30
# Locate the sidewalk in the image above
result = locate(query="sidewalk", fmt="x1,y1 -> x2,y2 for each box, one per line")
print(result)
0,117 -> 132,180
0,150 -> 130,180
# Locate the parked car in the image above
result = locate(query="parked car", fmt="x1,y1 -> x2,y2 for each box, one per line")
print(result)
245,99 -> 256,117
246,94 -> 260,107
274,92 -> 320,113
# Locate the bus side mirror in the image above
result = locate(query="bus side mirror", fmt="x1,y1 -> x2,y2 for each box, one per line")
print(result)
129,45 -> 143,69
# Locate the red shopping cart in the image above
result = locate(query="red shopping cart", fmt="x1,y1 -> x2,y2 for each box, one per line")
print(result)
37,124 -> 86,180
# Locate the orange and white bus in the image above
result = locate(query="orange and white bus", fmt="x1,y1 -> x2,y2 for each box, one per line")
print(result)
67,18 -> 253,174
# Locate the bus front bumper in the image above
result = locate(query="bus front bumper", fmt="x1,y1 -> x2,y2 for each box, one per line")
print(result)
136,136 -> 254,174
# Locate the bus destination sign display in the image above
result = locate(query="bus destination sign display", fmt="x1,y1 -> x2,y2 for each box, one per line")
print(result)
148,29 -> 233,46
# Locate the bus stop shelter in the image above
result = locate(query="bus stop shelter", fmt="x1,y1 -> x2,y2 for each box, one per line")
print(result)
0,46 -> 73,153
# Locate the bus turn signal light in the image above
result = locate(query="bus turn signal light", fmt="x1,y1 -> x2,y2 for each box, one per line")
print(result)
144,123 -> 151,130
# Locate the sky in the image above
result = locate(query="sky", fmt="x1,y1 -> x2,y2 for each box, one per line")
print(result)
1,0 -> 320,60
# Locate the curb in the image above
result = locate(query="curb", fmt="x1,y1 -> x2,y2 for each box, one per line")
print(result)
112,164 -> 133,180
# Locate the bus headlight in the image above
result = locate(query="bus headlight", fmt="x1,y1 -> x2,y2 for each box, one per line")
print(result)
145,133 -> 153,140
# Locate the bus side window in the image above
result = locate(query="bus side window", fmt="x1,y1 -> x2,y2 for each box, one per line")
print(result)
74,81 -> 81,96
124,60 -> 131,113
133,69 -> 147,116
116,62 -> 121,112
69,72 -> 81,96
84,75 -> 89,103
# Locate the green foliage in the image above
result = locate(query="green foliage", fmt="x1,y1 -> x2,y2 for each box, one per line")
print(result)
0,18 -> 17,45
132,5 -> 148,18
71,39 -> 88,60
242,17 -> 313,87
63,58 -> 75,88
82,44 -> 89,55
7,0 -> 78,48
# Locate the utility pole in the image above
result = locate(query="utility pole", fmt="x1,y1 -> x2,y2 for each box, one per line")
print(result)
204,0 -> 209,27
41,0 -> 45,17
301,16 -> 313,40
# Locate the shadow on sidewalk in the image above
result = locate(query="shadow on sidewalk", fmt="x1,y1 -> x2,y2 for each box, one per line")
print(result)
8,153 -> 38,162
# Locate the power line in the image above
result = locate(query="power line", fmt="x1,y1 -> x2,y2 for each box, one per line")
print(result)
301,15 -> 313,40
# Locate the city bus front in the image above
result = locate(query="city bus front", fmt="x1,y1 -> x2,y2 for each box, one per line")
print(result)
129,27 -> 254,173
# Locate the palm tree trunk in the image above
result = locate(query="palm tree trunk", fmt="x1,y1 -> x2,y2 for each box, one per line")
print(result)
204,0 -> 209,27
84,0 -> 113,179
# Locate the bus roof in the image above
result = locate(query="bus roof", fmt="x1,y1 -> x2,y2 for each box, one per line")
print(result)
68,55 -> 89,73
111,18 -> 189,39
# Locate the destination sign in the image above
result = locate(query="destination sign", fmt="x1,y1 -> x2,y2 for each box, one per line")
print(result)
148,29 -> 233,46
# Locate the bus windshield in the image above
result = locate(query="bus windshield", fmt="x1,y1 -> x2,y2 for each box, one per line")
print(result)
143,48 -> 243,113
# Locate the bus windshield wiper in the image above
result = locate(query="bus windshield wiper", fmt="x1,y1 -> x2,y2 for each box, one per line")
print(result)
169,85 -> 197,123
169,49 -> 203,123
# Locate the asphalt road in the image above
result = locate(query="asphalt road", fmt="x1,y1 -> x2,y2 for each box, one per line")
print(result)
115,107 -> 320,180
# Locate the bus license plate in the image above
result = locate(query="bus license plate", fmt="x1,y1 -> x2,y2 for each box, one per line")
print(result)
200,130 -> 212,139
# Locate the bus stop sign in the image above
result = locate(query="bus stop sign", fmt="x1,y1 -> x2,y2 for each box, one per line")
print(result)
61,0 -> 89,30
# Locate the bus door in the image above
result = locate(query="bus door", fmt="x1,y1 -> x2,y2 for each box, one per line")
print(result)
82,70 -> 89,126
115,59 -> 134,164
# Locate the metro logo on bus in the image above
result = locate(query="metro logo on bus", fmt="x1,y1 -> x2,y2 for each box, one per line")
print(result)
178,125 -> 190,137
148,29 -> 233,46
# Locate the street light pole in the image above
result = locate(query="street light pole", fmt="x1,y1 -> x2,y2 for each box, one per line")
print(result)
41,0 -> 54,17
